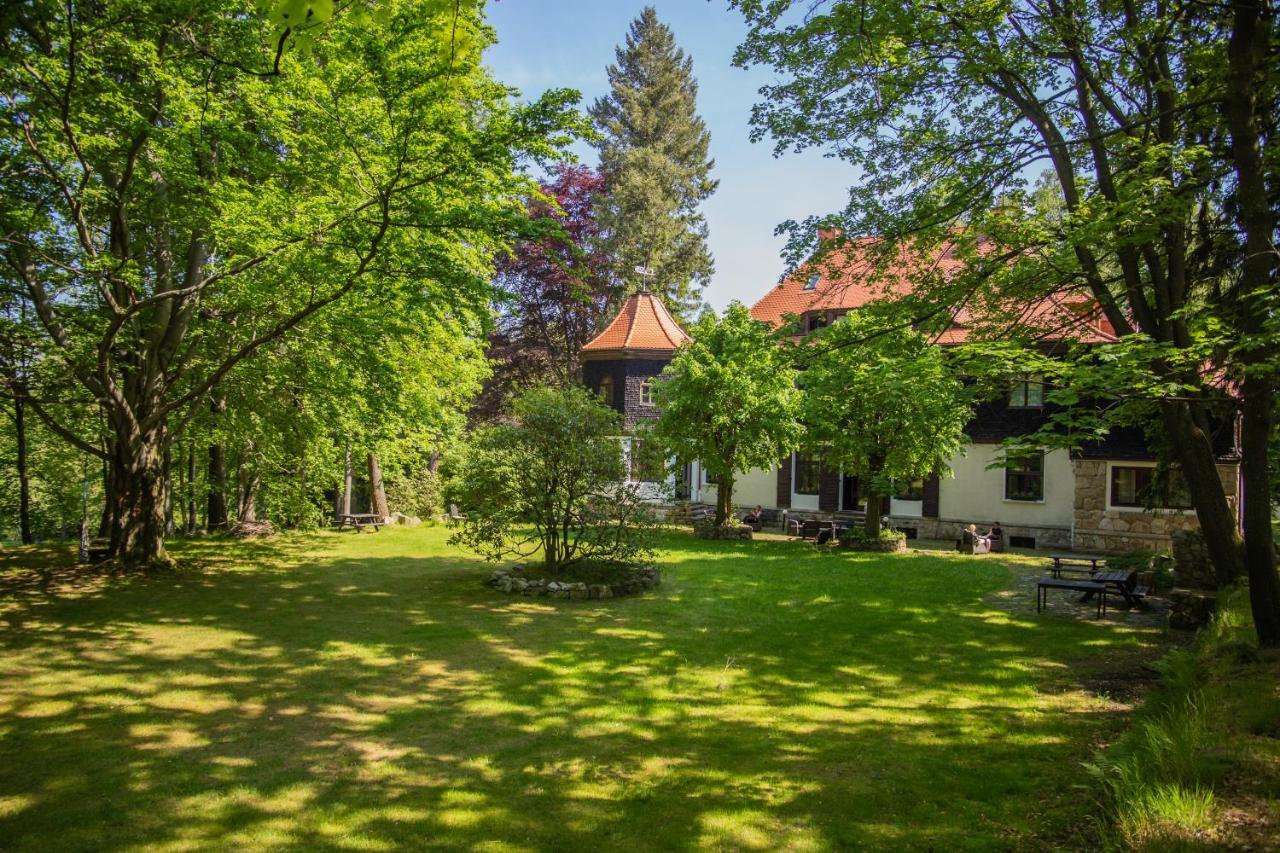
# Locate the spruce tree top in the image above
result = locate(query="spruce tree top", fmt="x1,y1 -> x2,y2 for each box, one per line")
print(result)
591,6 -> 717,322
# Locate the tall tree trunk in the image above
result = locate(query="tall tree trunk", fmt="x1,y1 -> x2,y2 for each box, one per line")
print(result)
338,445 -> 353,518
163,444 -> 174,535
237,457 -> 259,523
110,425 -> 172,568
185,441 -> 197,535
863,463 -> 884,537
14,394 -> 32,544
1240,378 -> 1280,646
715,472 -> 735,526
368,452 -> 389,519
1161,401 -> 1245,584
98,450 -> 115,541
1225,0 -> 1280,646
206,397 -> 228,530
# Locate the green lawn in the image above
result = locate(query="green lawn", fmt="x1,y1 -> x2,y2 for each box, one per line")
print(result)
0,527 -> 1166,851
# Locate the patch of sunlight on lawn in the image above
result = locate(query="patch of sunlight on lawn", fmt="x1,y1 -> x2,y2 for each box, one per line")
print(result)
0,525 -> 1167,851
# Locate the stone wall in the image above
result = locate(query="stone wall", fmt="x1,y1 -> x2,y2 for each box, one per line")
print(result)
904,517 -> 1072,550
1072,460 -> 1238,553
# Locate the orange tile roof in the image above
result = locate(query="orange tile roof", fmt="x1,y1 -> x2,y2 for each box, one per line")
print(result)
581,291 -> 691,357
748,239 -> 1117,345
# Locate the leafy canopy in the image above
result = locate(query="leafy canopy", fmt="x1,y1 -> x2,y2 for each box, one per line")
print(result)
801,312 -> 970,507
653,302 -> 801,521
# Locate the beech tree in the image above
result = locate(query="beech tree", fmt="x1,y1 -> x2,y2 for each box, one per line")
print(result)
0,0 -> 580,567
652,302 -> 802,526
734,0 -> 1280,644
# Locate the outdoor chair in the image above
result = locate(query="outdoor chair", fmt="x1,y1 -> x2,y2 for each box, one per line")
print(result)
956,529 -> 990,555
446,503 -> 467,523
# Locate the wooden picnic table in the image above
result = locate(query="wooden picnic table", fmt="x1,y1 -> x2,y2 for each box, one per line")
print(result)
336,513 -> 384,531
1048,554 -> 1107,577
1085,570 -> 1150,609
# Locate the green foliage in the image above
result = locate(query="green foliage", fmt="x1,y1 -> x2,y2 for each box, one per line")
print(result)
652,302 -> 802,521
801,312 -> 970,530
449,386 -> 657,571
385,466 -> 442,521
0,0 -> 583,560
591,6 -> 718,319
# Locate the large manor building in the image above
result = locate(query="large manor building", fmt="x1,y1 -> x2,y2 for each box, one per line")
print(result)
579,247 -> 1241,554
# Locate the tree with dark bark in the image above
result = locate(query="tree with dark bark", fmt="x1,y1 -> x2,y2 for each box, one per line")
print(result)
0,0 -> 580,567
734,0 -> 1280,644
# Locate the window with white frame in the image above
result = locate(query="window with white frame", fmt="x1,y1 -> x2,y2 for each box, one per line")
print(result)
1009,373 -> 1045,408
1110,464 -> 1193,509
1005,452 -> 1044,501
639,379 -> 655,406
892,478 -> 924,501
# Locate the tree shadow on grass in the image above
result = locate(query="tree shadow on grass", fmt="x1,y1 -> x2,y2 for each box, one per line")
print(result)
0,529 -> 1165,851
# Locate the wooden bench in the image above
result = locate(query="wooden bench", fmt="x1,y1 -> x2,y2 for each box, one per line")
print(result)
1048,554 -> 1107,577
335,513 -> 383,531
1037,578 -> 1110,618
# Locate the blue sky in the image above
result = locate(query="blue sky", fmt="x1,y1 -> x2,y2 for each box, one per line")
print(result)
483,1 -> 854,312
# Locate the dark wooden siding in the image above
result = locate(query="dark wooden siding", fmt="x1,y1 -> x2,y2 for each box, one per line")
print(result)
922,474 -> 940,518
776,457 -> 791,508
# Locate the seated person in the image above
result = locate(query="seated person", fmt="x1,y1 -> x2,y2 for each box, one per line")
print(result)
959,524 -> 991,554
742,505 -> 765,530
986,521 -> 1004,552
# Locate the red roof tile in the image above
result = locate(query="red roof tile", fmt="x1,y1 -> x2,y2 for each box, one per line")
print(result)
748,240 -> 1117,345
581,291 -> 691,357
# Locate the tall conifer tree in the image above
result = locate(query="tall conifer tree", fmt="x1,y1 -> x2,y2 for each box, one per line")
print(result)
591,7 -> 717,320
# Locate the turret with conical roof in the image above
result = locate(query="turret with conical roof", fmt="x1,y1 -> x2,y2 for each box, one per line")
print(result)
581,291 -> 689,429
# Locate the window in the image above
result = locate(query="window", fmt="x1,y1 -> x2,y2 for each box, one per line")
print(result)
597,376 -> 614,406
892,478 -> 924,501
793,451 -> 822,495
639,379 -> 655,407
1110,465 -> 1193,509
1005,452 -> 1044,501
806,314 -> 828,333
804,272 -> 820,290
1009,373 -> 1045,408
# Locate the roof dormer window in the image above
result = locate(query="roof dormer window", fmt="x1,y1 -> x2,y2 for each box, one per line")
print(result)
804,272 -> 820,290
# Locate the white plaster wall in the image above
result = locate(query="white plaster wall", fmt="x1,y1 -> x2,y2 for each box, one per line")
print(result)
938,443 -> 1074,528
890,498 -> 923,518
695,465 -> 777,510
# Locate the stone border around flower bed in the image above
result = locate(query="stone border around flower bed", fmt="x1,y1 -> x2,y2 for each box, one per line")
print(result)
487,564 -> 661,599
693,520 -> 753,540
839,536 -> 908,553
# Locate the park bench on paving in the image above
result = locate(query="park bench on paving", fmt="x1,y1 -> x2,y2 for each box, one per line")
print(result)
1048,554 -> 1107,577
1088,570 -> 1152,609
1037,578 -> 1110,618
335,513 -> 383,531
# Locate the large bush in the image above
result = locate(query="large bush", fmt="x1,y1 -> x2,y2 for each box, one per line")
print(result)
449,386 -> 656,571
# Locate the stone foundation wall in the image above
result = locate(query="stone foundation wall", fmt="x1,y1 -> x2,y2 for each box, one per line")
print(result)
903,517 -> 1072,550
1072,460 -> 1237,554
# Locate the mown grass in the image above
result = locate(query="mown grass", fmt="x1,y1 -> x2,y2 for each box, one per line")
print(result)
1090,587 -> 1280,850
1,526 -> 1165,851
